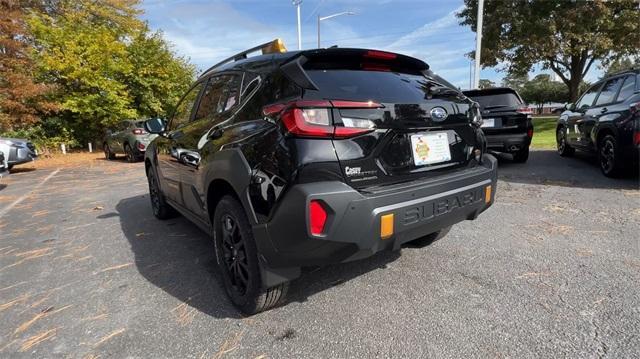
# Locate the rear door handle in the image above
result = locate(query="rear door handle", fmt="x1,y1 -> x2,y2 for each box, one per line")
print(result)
601,107 -> 608,113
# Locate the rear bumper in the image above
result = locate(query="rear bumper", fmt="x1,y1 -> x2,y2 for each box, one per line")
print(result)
485,132 -> 531,152
253,154 -> 498,286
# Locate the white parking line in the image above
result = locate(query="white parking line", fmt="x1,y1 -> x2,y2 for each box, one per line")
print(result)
0,168 -> 61,219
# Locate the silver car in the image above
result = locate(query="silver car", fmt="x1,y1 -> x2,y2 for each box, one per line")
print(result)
0,137 -> 38,171
103,120 -> 158,162
0,150 -> 7,178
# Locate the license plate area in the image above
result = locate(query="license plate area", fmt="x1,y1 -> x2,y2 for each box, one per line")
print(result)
481,118 -> 495,128
410,132 -> 452,166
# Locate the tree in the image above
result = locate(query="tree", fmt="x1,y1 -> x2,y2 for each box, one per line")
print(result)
0,0 -> 56,131
125,27 -> 196,119
501,72 -> 528,93
603,56 -> 639,77
519,74 -> 568,114
478,79 -> 495,89
27,0 -> 195,144
458,0 -> 640,102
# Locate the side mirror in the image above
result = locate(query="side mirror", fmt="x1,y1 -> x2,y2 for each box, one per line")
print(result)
565,103 -> 576,111
144,118 -> 166,134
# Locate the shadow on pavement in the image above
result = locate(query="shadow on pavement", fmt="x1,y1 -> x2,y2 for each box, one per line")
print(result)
115,194 -> 402,317
494,150 -> 638,190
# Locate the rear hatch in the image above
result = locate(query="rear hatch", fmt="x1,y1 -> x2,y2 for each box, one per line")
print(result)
292,49 -> 480,189
462,88 -> 531,135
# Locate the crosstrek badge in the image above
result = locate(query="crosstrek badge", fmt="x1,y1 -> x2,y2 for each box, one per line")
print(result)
410,132 -> 452,166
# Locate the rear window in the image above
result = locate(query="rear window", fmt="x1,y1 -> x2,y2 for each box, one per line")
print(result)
465,92 -> 522,110
306,70 -> 448,103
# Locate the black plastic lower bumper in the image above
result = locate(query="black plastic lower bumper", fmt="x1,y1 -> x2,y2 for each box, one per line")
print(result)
486,133 -> 531,152
253,154 -> 498,287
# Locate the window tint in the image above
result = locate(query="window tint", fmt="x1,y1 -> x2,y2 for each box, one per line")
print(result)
218,75 -> 241,113
306,70 -> 447,103
195,77 -> 225,121
616,75 -> 636,102
595,77 -> 624,106
194,75 -> 241,122
169,82 -> 204,131
241,73 -> 260,98
576,84 -> 601,109
466,92 -> 522,110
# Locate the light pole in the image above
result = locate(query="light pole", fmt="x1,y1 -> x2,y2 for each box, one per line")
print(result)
317,11 -> 355,48
293,0 -> 302,50
473,0 -> 484,89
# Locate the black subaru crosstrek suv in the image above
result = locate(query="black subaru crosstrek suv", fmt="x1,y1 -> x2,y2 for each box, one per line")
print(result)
143,40 -> 498,314
463,87 -> 533,162
556,69 -> 640,177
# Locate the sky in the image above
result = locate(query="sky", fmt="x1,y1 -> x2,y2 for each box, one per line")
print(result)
140,0 -> 603,89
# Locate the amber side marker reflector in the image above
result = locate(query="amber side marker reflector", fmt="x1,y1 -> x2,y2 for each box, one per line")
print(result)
380,214 -> 394,239
485,185 -> 492,204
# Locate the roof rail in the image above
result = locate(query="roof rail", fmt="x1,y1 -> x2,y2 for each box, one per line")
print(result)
201,38 -> 287,76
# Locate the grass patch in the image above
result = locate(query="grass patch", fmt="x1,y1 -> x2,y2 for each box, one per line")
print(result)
531,117 -> 558,149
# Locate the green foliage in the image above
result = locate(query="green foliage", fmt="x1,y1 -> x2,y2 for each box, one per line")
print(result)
478,79 -> 495,89
603,57 -> 639,77
458,0 -> 640,101
2,117 -> 78,152
501,73 -> 528,93
125,27 -> 197,119
520,74 -> 568,112
23,0 -> 195,146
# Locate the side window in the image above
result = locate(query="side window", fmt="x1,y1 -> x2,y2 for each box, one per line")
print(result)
241,73 -> 260,99
595,77 -> 624,106
218,75 -> 241,113
195,76 -> 226,121
194,74 -> 242,122
576,84 -> 601,109
169,82 -> 204,131
615,75 -> 636,103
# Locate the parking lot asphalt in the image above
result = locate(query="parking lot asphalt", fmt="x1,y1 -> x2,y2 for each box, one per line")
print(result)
0,150 -> 638,358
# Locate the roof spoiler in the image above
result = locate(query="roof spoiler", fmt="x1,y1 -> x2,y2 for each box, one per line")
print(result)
280,48 -> 431,91
280,55 -> 319,91
202,38 -> 287,76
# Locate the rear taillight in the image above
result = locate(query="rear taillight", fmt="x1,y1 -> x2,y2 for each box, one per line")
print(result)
633,131 -> 640,146
527,128 -> 534,138
309,200 -> 327,236
516,106 -> 533,115
137,142 -> 146,150
264,100 -> 382,138
132,128 -> 146,135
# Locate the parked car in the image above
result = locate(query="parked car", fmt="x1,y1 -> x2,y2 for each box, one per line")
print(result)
556,69 -> 640,177
463,87 -> 533,162
0,137 -> 38,170
0,150 -> 7,178
103,120 -> 158,162
143,39 -> 498,314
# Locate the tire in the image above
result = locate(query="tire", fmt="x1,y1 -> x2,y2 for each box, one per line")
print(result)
147,167 -> 178,220
213,195 -> 288,315
512,146 -> 529,163
124,143 -> 136,163
104,143 -> 116,160
556,127 -> 575,157
407,226 -> 452,248
598,134 -> 623,177
7,164 -> 13,170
